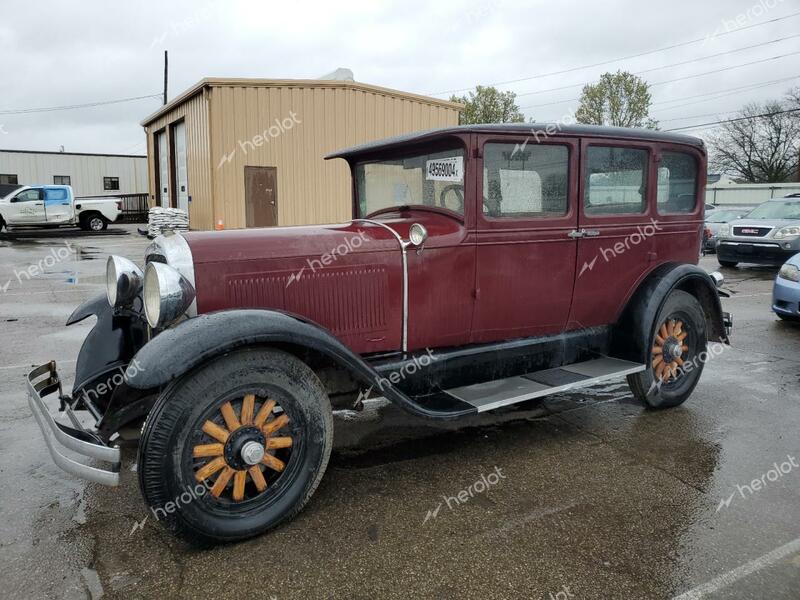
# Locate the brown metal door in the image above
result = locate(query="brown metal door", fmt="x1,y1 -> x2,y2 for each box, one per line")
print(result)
244,166 -> 277,227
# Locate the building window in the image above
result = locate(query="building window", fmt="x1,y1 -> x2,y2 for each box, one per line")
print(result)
53,175 -> 71,185
103,177 -> 120,191
0,174 -> 18,185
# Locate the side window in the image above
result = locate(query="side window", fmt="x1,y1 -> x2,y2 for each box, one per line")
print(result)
584,146 -> 648,215
15,189 -> 42,202
483,143 -> 569,218
45,188 -> 69,203
657,152 -> 698,214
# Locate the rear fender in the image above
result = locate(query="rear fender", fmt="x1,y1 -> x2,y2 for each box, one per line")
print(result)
612,263 -> 729,364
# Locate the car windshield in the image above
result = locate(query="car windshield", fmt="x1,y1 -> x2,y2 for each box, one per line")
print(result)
355,146 -> 466,217
706,210 -> 743,223
745,199 -> 800,220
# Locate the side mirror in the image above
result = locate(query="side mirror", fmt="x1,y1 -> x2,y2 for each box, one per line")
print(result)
9,196 -> 18,203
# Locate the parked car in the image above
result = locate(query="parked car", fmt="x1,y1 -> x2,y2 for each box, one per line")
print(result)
26,124 -> 731,545
0,185 -> 121,232
703,208 -> 750,253
716,196 -> 800,267
772,253 -> 800,322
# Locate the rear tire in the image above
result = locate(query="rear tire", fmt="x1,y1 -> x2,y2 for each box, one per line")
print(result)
138,348 -> 333,546
627,290 -> 707,409
718,260 -> 738,268
777,313 -> 800,323
81,213 -> 107,231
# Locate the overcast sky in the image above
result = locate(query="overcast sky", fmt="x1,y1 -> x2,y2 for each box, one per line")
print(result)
1,0 -> 798,155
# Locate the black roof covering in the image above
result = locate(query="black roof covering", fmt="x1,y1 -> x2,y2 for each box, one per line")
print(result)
325,123 -> 704,160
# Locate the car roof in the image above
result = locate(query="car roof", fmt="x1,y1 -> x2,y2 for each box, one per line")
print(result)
325,123 -> 705,160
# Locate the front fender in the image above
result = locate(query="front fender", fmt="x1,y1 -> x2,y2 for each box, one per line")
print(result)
125,309 -> 473,420
612,263 -> 729,364
69,294 -> 148,400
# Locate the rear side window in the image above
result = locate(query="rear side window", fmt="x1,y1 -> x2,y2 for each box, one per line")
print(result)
657,152 -> 698,214
483,143 -> 569,218
45,188 -> 69,202
584,146 -> 648,215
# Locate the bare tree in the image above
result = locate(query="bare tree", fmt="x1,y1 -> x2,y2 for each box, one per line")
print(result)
708,98 -> 800,183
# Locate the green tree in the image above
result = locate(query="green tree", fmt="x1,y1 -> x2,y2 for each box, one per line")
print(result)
575,71 -> 658,129
450,85 -> 525,125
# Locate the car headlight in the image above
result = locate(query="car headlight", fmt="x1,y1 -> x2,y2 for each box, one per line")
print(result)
774,226 -> 800,240
778,263 -> 800,283
718,224 -> 730,238
106,255 -> 143,308
143,262 -> 196,329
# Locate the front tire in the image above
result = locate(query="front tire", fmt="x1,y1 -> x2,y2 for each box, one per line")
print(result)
627,290 -> 708,409
138,348 -> 333,546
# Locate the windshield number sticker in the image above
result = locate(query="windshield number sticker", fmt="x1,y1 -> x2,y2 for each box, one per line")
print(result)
426,157 -> 463,182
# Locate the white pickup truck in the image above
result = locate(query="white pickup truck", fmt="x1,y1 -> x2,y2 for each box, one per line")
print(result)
0,185 -> 121,232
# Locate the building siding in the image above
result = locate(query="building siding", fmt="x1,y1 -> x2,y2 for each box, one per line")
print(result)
0,151 -> 147,196
143,79 -> 460,231
144,90 -> 214,230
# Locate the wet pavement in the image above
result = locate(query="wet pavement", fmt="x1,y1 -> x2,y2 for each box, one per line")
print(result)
0,226 -> 798,599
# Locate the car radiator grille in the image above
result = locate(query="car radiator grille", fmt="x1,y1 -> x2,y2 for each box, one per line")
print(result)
733,226 -> 772,237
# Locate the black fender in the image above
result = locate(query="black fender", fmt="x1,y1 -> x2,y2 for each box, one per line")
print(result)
67,293 -> 149,412
611,263 -> 729,364
125,309 -> 474,420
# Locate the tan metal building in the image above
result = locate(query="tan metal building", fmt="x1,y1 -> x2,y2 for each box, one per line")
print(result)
141,78 -> 462,231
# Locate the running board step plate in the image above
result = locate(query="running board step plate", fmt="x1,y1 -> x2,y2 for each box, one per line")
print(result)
444,357 -> 645,413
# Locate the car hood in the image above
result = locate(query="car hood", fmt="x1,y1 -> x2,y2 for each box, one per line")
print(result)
184,221 -> 401,265
732,218 -> 799,230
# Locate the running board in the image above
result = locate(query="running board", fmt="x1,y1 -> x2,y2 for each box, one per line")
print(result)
443,357 -> 645,413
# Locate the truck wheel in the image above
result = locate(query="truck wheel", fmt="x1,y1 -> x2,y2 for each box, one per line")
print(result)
138,348 -> 333,546
83,214 -> 107,231
627,290 -> 707,409
718,260 -> 737,268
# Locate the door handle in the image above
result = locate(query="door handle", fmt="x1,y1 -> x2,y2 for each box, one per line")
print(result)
568,229 -> 600,239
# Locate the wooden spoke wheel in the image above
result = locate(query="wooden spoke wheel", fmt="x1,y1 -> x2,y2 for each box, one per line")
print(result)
651,318 -> 689,384
192,393 -> 294,502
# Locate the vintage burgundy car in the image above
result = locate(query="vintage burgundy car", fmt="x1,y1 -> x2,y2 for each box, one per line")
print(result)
27,124 -> 731,545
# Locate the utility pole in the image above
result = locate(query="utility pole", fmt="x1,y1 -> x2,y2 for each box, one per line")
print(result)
163,50 -> 168,105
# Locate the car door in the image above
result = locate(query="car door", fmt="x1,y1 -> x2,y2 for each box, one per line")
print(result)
471,134 -> 579,343
6,188 -> 46,224
568,138 -> 657,329
43,186 -> 74,223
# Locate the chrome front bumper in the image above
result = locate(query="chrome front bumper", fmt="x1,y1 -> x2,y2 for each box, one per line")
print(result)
27,362 -> 121,486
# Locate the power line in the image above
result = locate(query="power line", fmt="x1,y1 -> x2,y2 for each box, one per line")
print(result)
665,107 -> 800,131
430,9 -> 800,96
0,94 -> 163,115
515,48 -> 800,99
520,73 -> 800,111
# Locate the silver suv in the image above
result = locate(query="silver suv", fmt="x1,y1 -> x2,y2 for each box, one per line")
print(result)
716,197 -> 800,267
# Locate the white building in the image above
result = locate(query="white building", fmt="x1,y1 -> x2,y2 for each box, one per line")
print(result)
0,149 -> 147,197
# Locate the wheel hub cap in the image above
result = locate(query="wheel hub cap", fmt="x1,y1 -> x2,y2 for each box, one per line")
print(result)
241,441 -> 266,466
651,318 -> 689,383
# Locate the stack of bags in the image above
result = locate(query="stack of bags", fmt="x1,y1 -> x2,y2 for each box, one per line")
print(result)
147,207 -> 189,238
